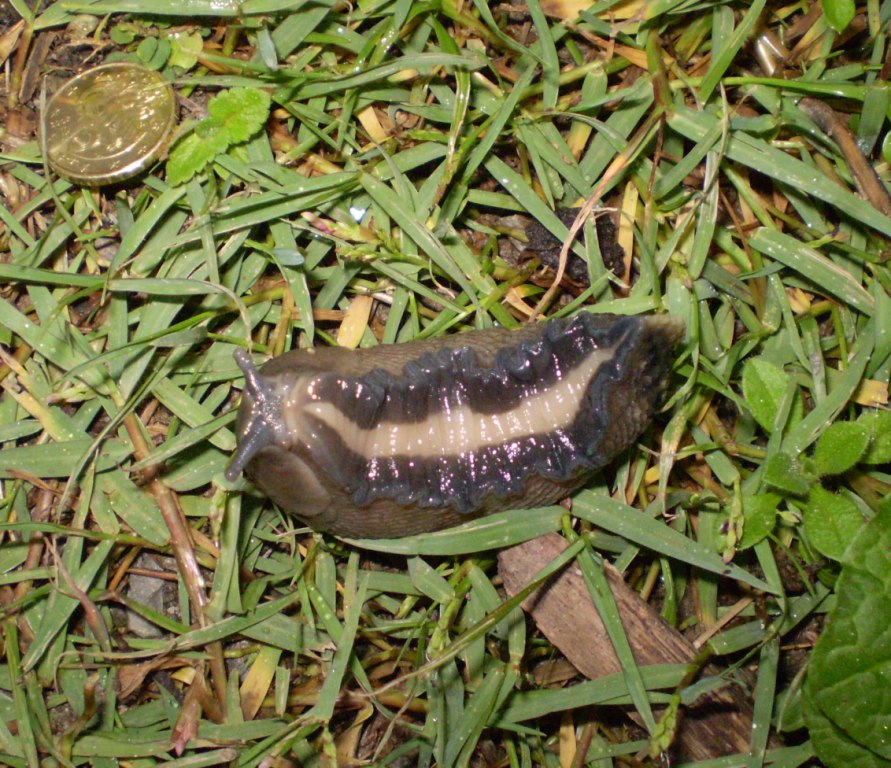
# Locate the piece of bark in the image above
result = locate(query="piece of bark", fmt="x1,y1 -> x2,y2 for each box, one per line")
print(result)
498,533 -> 764,762
19,31 -> 54,104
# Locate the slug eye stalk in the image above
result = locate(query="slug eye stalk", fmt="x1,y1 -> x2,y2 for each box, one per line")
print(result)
225,349 -> 284,483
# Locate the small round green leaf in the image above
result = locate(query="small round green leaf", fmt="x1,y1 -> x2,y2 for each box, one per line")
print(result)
110,24 -> 136,45
136,35 -> 171,71
168,30 -> 204,70
813,422 -> 871,476
804,485 -> 865,561
883,131 -> 891,166
820,0 -> 856,33
739,493 -> 781,549
858,410 -> 891,465
764,452 -> 812,497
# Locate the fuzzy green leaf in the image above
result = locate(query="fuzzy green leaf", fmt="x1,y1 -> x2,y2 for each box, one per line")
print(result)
195,118 -> 232,152
742,358 -> 793,434
764,452 -> 813,497
804,503 -> 891,764
804,485 -> 866,561
167,133 -> 220,186
167,88 -> 271,185
208,87 -> 272,144
813,422 -> 871,476
858,410 -> 891,465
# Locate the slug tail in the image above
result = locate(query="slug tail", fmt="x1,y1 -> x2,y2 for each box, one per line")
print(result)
225,350 -> 283,483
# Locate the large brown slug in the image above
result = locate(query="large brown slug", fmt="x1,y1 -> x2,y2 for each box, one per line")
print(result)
226,313 -> 683,538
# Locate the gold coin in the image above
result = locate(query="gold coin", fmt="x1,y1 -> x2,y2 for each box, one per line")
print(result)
43,62 -> 176,185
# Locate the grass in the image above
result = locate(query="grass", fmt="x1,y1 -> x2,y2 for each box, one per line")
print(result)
1,0 -> 890,766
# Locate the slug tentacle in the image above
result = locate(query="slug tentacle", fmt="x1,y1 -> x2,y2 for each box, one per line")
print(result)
228,313 -> 684,538
225,349 -> 290,483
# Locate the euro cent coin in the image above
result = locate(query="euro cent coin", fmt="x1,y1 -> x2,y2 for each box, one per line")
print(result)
43,62 -> 176,185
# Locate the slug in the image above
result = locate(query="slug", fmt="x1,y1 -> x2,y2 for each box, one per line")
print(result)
226,313 -> 683,538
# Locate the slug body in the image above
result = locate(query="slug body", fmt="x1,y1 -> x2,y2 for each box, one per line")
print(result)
227,313 -> 683,538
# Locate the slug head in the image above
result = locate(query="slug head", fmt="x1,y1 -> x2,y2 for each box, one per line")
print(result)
225,350 -> 289,483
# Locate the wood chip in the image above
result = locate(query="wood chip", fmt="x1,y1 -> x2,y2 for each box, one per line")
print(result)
498,533 -> 764,761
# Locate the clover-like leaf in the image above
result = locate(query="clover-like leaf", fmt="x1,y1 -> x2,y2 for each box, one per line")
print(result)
136,35 -> 171,71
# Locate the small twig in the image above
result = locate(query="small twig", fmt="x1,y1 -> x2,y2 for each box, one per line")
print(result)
693,596 -> 754,649
12,487 -> 53,644
49,538 -> 112,654
570,722 -> 597,768
798,96 -> 891,218
120,411 -> 229,707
